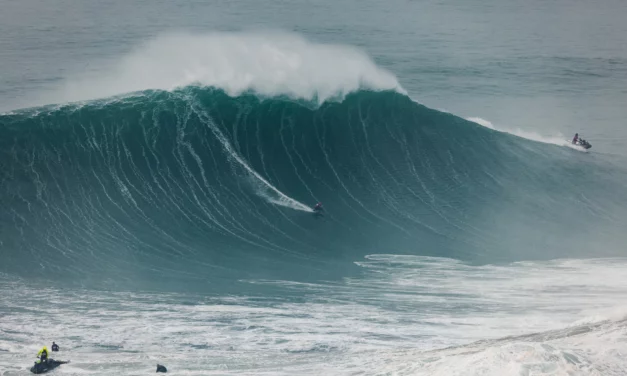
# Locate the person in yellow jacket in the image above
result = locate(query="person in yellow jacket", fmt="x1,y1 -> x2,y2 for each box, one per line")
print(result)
36,346 -> 49,363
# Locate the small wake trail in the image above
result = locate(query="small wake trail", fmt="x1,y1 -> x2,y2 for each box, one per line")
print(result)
247,175 -> 313,213
466,116 -> 588,152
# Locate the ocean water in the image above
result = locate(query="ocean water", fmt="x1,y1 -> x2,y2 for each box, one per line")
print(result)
1,0 -> 627,375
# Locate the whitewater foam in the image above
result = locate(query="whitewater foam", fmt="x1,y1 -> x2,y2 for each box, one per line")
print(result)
47,31 -> 404,107
3,257 -> 627,375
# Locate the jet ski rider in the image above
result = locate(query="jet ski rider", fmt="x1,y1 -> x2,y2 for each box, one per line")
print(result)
37,346 -> 49,363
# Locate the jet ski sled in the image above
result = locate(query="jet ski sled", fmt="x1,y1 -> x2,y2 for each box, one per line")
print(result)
30,359 -> 69,374
574,138 -> 591,149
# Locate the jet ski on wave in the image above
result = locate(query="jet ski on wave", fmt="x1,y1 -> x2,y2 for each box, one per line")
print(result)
571,133 -> 591,149
575,138 -> 591,149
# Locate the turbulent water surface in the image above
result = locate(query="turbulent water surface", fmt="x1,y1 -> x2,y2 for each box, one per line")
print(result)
2,0 -> 627,375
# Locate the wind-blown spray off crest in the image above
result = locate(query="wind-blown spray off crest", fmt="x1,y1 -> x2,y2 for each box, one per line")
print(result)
55,31 -> 404,105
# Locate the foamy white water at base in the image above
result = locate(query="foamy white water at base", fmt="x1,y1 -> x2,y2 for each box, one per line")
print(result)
2,256 -> 627,375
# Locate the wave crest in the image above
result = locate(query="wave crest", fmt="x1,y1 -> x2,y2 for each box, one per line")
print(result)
53,31 -> 404,106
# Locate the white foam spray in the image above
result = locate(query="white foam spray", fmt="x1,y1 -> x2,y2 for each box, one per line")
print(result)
241,164 -> 313,213
50,31 -> 405,106
3,257 -> 627,375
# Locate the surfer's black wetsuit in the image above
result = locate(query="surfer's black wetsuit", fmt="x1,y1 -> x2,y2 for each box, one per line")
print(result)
313,202 -> 324,217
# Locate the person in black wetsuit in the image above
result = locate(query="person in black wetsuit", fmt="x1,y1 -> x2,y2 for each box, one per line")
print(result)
157,364 -> 168,373
51,342 -> 59,352
312,202 -> 324,218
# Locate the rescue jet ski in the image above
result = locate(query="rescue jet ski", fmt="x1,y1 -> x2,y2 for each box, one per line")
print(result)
30,359 -> 69,374
575,138 -> 592,149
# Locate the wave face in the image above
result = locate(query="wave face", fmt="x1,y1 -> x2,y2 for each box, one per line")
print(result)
1,88 -> 627,290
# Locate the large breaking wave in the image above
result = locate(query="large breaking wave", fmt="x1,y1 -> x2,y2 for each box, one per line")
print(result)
1,32 -> 627,291
2,88 -> 627,290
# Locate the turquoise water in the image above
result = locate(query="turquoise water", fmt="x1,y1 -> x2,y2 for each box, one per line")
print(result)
1,0 -> 627,374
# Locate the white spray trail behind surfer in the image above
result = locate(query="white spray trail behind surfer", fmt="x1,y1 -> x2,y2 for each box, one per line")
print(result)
190,100 -> 313,213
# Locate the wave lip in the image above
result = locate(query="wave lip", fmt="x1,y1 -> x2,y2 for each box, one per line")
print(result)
51,31 -> 405,107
